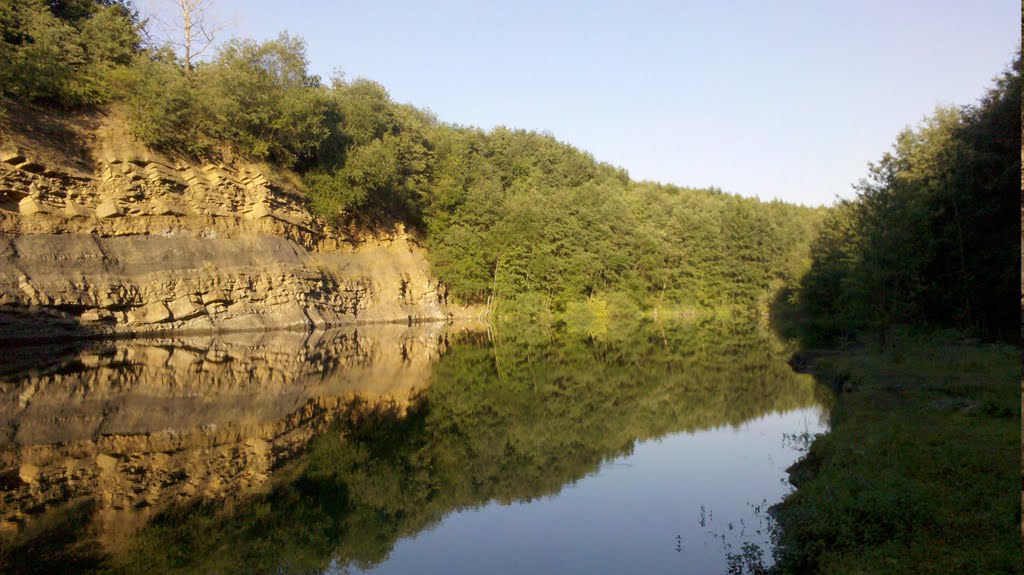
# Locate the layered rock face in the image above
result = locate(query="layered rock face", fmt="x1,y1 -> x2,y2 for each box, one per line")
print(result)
0,110 -> 481,563
0,112 -> 466,339
0,323 -> 452,550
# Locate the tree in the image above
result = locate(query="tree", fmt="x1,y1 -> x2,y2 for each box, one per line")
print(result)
795,52 -> 1022,342
200,33 -> 328,165
150,0 -> 227,75
0,0 -> 141,105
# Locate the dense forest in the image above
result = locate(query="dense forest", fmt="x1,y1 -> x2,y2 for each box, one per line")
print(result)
3,1 -> 1018,329
0,0 -> 822,315
768,46 -> 1021,575
787,53 -> 1021,343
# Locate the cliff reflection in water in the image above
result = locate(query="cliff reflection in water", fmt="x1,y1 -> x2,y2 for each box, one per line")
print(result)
0,323 -> 451,572
0,317 -> 829,574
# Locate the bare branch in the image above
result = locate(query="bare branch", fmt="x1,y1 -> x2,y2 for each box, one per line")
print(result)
142,0 -> 231,73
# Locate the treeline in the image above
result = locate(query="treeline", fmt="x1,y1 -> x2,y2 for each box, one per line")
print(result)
1,0 -> 822,310
791,54 -> 1021,343
416,136 -> 822,310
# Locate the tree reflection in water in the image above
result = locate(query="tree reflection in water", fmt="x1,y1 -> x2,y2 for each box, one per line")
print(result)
0,316 -> 829,574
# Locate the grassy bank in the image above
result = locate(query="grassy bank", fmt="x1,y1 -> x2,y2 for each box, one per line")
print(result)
770,332 -> 1020,574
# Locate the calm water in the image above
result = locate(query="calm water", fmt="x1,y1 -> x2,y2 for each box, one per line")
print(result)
0,317 -> 829,574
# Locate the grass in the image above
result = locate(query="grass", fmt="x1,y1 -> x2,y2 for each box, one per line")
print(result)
770,332 -> 1021,574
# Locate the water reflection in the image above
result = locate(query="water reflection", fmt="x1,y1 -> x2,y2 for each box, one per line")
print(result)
0,317 -> 829,574
0,323 -> 451,571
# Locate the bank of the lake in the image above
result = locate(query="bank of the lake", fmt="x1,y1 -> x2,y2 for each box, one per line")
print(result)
770,333 -> 1020,574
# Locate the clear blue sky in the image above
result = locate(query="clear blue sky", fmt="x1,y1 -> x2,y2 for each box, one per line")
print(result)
153,0 -> 1019,206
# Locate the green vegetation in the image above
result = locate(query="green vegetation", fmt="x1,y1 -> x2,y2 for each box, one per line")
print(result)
418,140 -> 821,309
784,54 -> 1021,344
770,336 -> 1020,574
4,7 -> 1018,571
0,0 -> 822,312
770,52 -> 1022,575
0,0 -> 141,106
114,32 -> 330,162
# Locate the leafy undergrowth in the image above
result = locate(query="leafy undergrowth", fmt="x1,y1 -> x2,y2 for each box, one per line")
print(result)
770,333 -> 1021,574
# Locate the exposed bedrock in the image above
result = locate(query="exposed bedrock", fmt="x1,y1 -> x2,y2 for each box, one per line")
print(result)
0,126 -> 472,339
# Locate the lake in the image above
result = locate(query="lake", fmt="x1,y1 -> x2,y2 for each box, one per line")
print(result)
0,316 -> 830,574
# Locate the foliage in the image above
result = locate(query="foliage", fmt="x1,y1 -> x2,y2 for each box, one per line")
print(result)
118,32 -> 329,164
291,72 -> 823,306
112,47 -> 213,155
790,54 -> 1021,343
770,337 -> 1021,574
420,143 -> 821,307
0,0 -> 141,106
772,57 -> 1023,572
197,33 -> 328,165
303,89 -> 435,224
1,8 -> 823,309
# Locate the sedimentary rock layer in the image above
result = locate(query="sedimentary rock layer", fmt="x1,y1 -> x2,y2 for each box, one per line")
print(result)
0,115 -> 468,339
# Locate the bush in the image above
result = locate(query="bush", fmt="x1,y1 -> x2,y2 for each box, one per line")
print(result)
199,33 -> 329,166
117,33 -> 330,166
114,50 -> 213,155
0,0 -> 140,106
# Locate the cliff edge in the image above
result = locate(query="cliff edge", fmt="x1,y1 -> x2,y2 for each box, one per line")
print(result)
0,106 -> 469,339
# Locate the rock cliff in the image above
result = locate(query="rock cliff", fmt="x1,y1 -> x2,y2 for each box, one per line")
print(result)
0,107 -> 471,339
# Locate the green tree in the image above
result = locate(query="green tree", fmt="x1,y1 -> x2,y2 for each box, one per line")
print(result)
0,0 -> 140,105
200,33 -> 328,166
794,52 -> 1021,342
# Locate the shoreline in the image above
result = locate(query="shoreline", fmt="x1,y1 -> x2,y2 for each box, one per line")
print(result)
770,335 -> 1020,573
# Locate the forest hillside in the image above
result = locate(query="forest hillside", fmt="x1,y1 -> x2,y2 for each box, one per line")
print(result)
1,0 -> 823,329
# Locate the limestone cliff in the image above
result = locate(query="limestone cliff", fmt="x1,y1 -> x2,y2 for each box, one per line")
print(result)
0,107 -> 473,339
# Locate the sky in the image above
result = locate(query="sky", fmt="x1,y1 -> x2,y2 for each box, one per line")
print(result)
147,1 -> 1019,206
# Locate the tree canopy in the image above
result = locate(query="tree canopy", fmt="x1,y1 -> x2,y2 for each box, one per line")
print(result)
0,0 -> 141,105
1,4 -> 827,313
790,53 -> 1021,342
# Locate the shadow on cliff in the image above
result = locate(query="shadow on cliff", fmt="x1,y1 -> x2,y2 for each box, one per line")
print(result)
0,99 -> 97,177
327,204 -> 427,246
0,499 -> 107,575
0,308 -> 94,378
